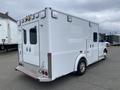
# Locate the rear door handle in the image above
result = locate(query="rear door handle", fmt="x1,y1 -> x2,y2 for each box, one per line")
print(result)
29,47 -> 31,52
90,45 -> 92,48
26,47 -> 28,52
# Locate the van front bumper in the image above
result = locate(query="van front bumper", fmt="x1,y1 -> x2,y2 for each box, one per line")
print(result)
15,66 -> 52,82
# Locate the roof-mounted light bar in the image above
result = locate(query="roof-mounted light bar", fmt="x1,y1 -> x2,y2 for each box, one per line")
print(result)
35,13 -> 39,19
18,12 -> 40,26
18,8 -> 48,26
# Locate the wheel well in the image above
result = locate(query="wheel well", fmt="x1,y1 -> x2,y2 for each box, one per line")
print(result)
79,57 -> 87,67
104,48 -> 107,53
74,56 -> 88,72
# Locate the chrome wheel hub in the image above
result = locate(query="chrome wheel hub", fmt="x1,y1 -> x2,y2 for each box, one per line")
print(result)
80,62 -> 85,73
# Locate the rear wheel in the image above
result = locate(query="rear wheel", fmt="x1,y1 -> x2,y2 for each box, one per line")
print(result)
76,59 -> 86,76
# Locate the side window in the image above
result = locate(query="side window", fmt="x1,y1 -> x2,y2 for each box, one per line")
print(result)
30,26 -> 37,44
23,29 -> 27,44
93,32 -> 97,42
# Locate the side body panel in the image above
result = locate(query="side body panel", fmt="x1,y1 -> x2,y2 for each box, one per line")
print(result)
48,9 -> 99,80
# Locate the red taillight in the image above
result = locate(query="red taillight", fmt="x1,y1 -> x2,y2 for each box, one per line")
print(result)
42,70 -> 48,76
44,71 -> 48,76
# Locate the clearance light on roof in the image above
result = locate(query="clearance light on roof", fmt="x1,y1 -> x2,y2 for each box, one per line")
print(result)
41,10 -> 46,19
35,13 -> 39,19
23,15 -> 33,23
67,15 -> 72,22
21,19 -> 25,23
51,10 -> 58,19
89,22 -> 92,27
17,20 -> 21,26
20,13 -> 39,24
25,15 -> 31,22
25,16 -> 28,22
28,16 -> 31,21
31,14 -> 35,20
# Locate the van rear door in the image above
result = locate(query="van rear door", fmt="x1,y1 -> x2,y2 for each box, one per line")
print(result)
22,21 -> 40,66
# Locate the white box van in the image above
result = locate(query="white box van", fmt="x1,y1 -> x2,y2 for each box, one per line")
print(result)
0,12 -> 18,50
16,7 -> 107,82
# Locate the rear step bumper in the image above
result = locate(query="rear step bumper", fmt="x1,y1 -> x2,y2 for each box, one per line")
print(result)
15,66 -> 52,82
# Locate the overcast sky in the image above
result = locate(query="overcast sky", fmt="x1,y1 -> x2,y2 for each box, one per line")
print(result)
0,0 -> 120,33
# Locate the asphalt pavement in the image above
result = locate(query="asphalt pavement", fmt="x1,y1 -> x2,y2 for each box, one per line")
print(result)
0,47 -> 120,90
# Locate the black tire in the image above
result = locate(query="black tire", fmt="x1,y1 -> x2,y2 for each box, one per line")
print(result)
76,59 -> 86,76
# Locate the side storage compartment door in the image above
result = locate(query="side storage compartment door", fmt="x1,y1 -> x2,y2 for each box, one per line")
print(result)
86,39 -> 95,64
86,23 -> 99,64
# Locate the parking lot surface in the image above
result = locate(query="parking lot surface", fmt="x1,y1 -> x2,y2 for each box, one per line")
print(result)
0,47 -> 120,90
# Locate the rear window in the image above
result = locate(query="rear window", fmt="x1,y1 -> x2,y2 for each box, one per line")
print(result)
23,29 -> 27,44
30,26 -> 37,44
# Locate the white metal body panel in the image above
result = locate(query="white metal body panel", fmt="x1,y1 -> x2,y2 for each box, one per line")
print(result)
39,13 -> 49,71
48,10 -> 99,79
0,18 -> 8,43
0,18 -> 17,45
17,8 -> 107,81
9,20 -> 18,44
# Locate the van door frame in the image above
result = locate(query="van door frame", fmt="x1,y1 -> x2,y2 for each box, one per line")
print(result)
21,20 -> 40,67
